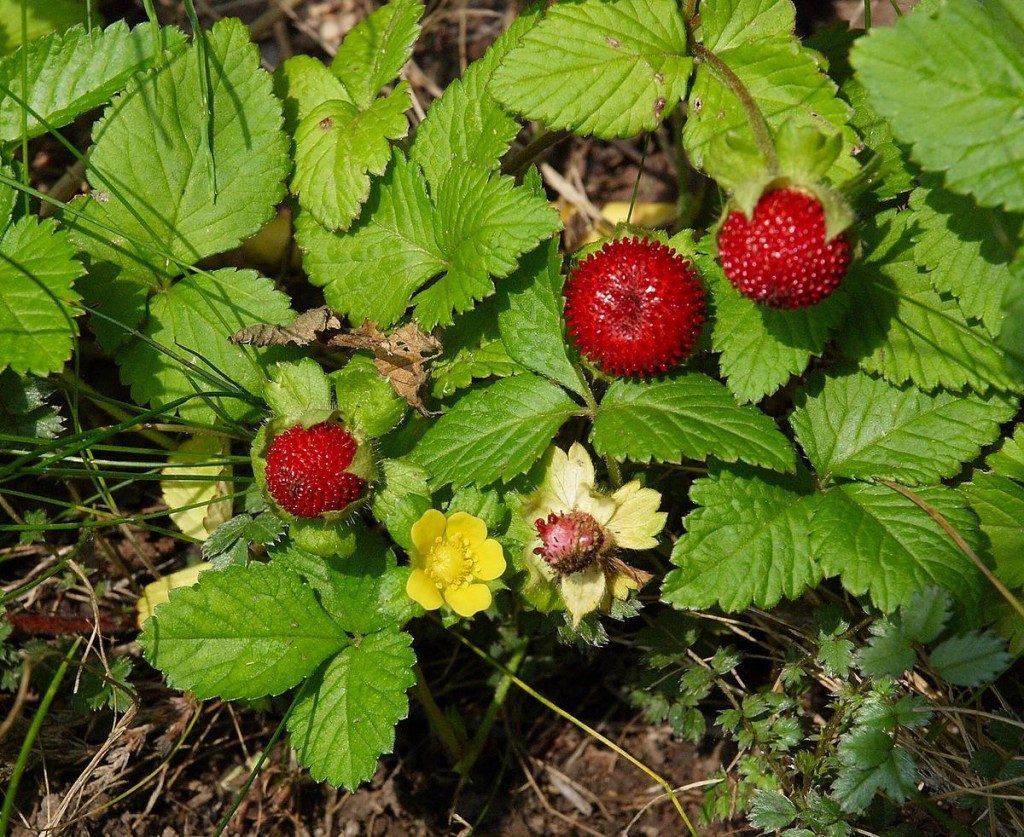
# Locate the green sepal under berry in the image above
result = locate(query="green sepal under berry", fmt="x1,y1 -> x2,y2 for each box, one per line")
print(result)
331,354 -> 409,438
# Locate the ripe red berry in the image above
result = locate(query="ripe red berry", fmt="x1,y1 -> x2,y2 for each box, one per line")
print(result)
265,422 -> 367,518
717,188 -> 851,309
563,237 -> 706,377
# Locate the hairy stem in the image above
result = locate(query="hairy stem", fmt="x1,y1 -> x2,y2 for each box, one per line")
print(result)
502,128 -> 573,177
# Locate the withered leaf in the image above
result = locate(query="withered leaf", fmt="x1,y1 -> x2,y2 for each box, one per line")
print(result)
229,306 -> 343,347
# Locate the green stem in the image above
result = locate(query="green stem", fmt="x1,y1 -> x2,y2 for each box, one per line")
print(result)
863,0 -> 872,29
413,663 -> 468,765
0,638 -> 82,834
501,129 -> 572,177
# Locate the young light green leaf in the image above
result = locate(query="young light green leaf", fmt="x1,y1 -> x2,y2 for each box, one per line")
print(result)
0,370 -> 63,439
910,184 -> 1022,335
901,586 -> 953,645
273,55 -> 352,134
699,0 -> 794,52
791,371 -> 1016,485
288,627 -> 415,790
330,0 -> 423,110
851,0 -> 1024,212
0,21 -> 186,141
662,466 -> 822,612
370,458 -> 432,551
987,426 -> 1024,482
490,0 -> 692,139
431,339 -> 522,399
66,19 -> 289,277
857,622 -> 915,679
0,216 -> 83,376
591,374 -> 796,472
292,85 -> 411,231
412,373 -> 578,488
748,789 -> 797,832
139,562 -> 346,700
929,631 -> 1010,686
116,269 -> 296,423
812,483 -> 984,613
265,358 -> 333,420
332,354 -> 408,437
961,473 -> 1024,590
833,728 -> 917,813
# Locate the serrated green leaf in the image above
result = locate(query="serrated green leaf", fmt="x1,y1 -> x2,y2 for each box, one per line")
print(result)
791,370 -> 1016,485
851,0 -> 1024,212
857,622 -> 915,679
288,627 -> 415,790
591,374 -> 795,472
265,358 -> 332,420
66,19 -> 289,277
929,631 -> 1010,686
292,85 -> 411,231
1002,262 -> 1024,379
910,184 -> 1022,335
662,466 -> 821,612
833,728 -> 917,813
430,339 -> 521,399
0,370 -> 63,438
988,426 -> 1024,482
115,269 -> 296,423
749,789 -> 797,832
332,354 -> 407,437
490,0 -> 692,139
0,216 -> 83,376
818,632 -> 855,678
901,586 -> 952,645
273,55 -> 351,134
412,373 -> 578,488
0,21 -> 186,141
842,77 -> 914,200
371,458 -> 432,551
330,0 -> 423,110
961,473 -> 1024,590
0,0 -> 89,53
139,562 -> 346,700
836,212 -> 1015,392
812,483 -> 985,613
699,0 -> 794,52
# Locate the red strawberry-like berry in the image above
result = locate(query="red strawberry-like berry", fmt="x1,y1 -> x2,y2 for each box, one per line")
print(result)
265,422 -> 367,518
534,510 -> 607,575
564,236 -> 706,377
717,188 -> 851,309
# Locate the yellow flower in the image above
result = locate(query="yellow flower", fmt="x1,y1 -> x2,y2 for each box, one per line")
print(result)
406,510 -> 506,617
523,443 -> 664,626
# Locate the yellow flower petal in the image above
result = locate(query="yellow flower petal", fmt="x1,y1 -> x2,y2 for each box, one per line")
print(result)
550,443 -> 596,510
406,568 -> 444,610
411,509 -> 447,554
444,583 -> 492,617
606,481 -> 666,549
473,538 -> 506,581
560,565 -> 607,626
445,511 -> 488,547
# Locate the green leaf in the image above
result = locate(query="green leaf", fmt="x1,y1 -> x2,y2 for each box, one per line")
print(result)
988,426 -> 1024,482
818,631 -> 855,679
836,212 -> 1015,392
490,0 -> 692,139
66,19 -> 289,277
330,0 -> 423,110
929,631 -> 1010,686
857,622 -> 915,679
332,354 -> 407,437
273,55 -> 351,134
431,338 -> 522,399
116,269 -> 296,423
288,627 -> 415,789
0,370 -> 63,438
699,0 -> 794,52
0,21 -> 186,141
961,473 -> 1024,589
662,466 -> 821,612
591,374 -> 795,472
833,728 -> 917,813
812,483 -> 984,613
0,216 -> 83,376
842,77 -> 914,200
139,562 -> 346,700
851,0 -> 1024,212
292,85 -> 411,231
412,373 -> 578,488
748,789 -> 797,832
496,238 -> 584,396
265,358 -> 332,421
0,0 -> 90,53
910,184 -> 1022,335
900,586 -> 952,645
1002,262 -> 1024,379
791,370 -> 1016,485
370,458 -> 432,551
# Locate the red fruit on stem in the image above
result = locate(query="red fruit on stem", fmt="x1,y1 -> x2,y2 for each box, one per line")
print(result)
534,510 -> 606,575
265,422 -> 367,518
717,188 -> 851,309
564,236 -> 706,378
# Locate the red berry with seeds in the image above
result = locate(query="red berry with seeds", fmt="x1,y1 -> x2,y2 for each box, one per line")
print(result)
265,422 -> 367,518
564,237 -> 706,377
717,188 -> 851,309
534,510 -> 606,575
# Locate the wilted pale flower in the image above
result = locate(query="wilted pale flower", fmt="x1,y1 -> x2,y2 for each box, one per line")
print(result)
523,443 -> 665,626
406,510 -> 506,618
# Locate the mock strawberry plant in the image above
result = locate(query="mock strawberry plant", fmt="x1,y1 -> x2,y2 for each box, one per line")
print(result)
4,0 -> 1024,830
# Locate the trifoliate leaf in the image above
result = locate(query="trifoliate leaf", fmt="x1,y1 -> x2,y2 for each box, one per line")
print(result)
791,371 -> 1016,485
699,0 -> 794,52
851,0 -> 1024,212
332,354 -> 407,438
662,465 -> 822,612
987,426 -> 1024,482
929,631 -> 1010,686
490,0 -> 692,139
910,184 -> 1022,335
900,586 -> 953,645
412,373 -> 579,488
961,473 -> 1024,590
748,789 -> 797,832
139,562 -> 346,700
591,374 -> 796,472
116,269 -> 296,423
288,627 -> 415,790
273,55 -> 351,134
0,216 -> 83,376
812,483 -> 985,613
0,370 -> 63,438
836,212 -> 1015,392
330,0 -> 423,110
292,84 -> 411,231
371,458 -> 432,551
66,19 -> 289,278
857,622 -> 915,679
0,21 -> 186,141
202,510 -> 285,567
833,728 -> 917,813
